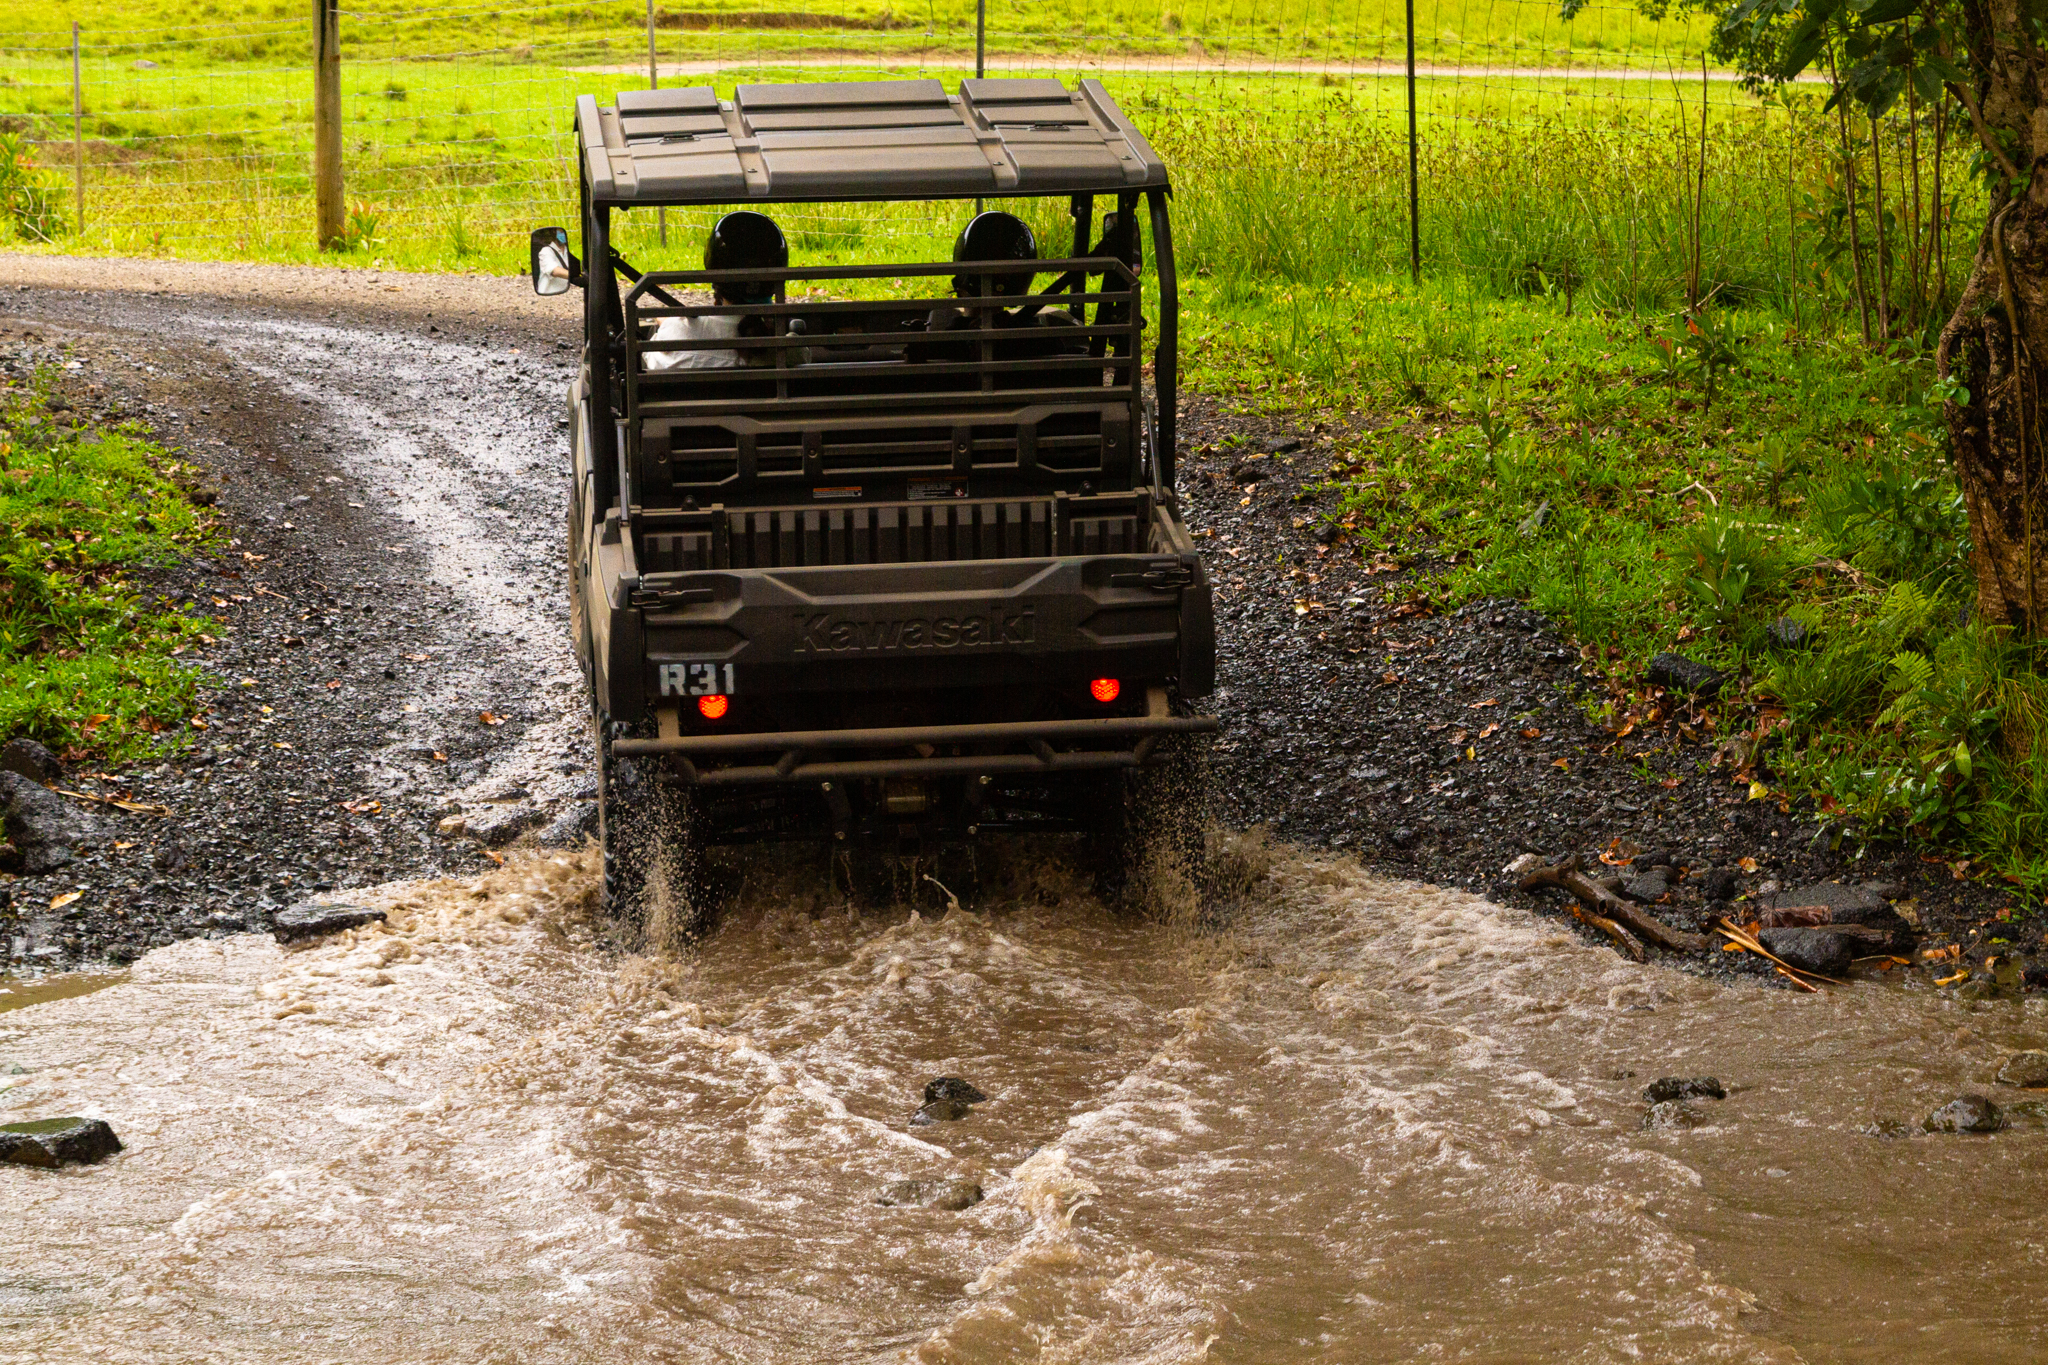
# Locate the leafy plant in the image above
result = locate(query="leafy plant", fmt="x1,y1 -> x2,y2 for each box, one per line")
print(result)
0,132 -> 64,242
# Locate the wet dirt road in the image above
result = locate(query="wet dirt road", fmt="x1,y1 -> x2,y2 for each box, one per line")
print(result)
7,845 -> 2048,1362
1,261 -> 2046,1360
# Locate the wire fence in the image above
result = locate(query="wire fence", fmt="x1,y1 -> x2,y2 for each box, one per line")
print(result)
0,1 -> 1971,333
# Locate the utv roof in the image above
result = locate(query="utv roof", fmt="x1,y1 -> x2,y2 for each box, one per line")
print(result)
575,77 -> 1170,206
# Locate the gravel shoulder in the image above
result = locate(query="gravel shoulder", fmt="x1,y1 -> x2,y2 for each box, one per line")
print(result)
0,253 -> 2017,983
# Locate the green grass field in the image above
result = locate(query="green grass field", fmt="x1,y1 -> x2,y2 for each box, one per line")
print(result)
5,0 -> 1715,67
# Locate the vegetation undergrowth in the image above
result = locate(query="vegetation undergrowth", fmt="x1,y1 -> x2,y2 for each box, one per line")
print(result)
0,363 -> 217,758
1180,272 -> 2047,895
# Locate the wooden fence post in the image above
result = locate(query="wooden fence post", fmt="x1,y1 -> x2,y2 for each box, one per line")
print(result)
71,23 -> 84,236
313,0 -> 343,249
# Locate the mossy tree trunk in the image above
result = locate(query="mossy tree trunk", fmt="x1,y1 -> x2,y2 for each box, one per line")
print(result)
1938,0 -> 2048,632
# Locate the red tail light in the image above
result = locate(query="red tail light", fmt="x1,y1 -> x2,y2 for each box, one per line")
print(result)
1089,677 -> 1120,703
697,694 -> 729,720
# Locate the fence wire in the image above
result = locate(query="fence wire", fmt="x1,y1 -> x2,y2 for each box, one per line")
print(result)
0,0 -> 1970,328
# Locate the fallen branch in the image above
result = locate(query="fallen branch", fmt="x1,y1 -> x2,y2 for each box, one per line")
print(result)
1513,855 -> 1712,953
1560,898 -> 1646,961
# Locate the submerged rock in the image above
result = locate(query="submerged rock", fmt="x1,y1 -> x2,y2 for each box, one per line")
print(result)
1643,1076 -> 1725,1104
911,1098 -> 973,1125
923,1077 -> 987,1105
875,1177 -> 984,1210
273,901 -> 386,943
1757,927 -> 1857,977
1925,1094 -> 2004,1134
0,1116 -> 122,1167
1641,1100 -> 1707,1131
1996,1051 -> 2048,1090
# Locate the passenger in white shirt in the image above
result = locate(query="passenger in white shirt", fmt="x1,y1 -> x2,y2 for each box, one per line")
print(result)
645,210 -> 789,372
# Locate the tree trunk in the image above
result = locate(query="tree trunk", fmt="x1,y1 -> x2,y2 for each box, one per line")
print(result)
1937,0 -> 2048,632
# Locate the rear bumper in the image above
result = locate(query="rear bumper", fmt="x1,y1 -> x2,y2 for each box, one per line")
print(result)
615,711 -> 1218,786
603,550 -> 1214,718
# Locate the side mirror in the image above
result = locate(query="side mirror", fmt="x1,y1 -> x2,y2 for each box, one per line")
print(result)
530,225 -> 578,296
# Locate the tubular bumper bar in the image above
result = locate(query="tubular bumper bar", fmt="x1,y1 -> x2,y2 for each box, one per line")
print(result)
613,713 -> 1218,787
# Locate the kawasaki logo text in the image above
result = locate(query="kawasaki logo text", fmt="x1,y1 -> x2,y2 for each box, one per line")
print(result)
793,609 -> 1034,653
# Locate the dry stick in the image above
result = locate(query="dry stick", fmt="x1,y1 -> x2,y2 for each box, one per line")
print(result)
1832,46 -> 1873,345
1692,57 -> 1709,314
1932,98 -> 1947,313
1515,857 -> 1710,954
1905,75 -> 1926,332
1786,96 -> 1801,332
1871,109 -> 1892,339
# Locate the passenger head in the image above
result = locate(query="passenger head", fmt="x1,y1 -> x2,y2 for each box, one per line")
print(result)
705,211 -> 788,305
952,211 -> 1037,299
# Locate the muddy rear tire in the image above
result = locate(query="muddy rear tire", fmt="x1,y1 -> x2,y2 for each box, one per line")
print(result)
594,709 -> 715,947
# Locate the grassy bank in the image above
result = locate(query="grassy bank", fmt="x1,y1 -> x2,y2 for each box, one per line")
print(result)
1178,273 -> 2048,889
0,362 -> 217,758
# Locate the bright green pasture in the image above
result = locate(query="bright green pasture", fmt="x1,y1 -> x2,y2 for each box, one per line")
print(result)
2,0 -> 1714,68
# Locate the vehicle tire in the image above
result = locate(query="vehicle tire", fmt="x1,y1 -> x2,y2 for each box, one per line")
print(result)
1091,728 -> 1210,920
593,707 -> 715,947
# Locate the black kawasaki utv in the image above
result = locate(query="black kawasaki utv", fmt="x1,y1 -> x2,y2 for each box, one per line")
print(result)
529,77 -> 1216,935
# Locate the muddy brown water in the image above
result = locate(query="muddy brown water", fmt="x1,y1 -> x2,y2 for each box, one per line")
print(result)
2,845 -> 2044,1362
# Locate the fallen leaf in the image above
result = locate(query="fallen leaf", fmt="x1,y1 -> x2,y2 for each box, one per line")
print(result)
1552,757 -> 1570,770
325,680 -> 342,690
1935,969 -> 1970,987
113,840 -> 134,850
1722,941 -> 1744,952
1748,780 -> 1770,801
1922,943 -> 1961,963
404,653 -> 428,662
1660,777 -> 1681,788
190,716 -> 209,730
1737,856 -> 1760,873
479,712 -> 506,726
1380,671 -> 1403,685
1464,746 -> 1476,761
1521,727 -> 1541,739
431,751 -> 448,762
1468,698 -> 1499,709
1477,723 -> 1499,740
49,891 -> 80,909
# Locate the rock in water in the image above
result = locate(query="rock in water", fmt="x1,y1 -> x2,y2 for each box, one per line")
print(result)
0,771 -> 99,874
1996,1051 -> 2048,1089
273,901 -> 387,943
1641,1100 -> 1706,1131
875,1177 -> 984,1210
0,738 -> 62,783
922,1077 -> 987,1105
1925,1094 -> 2004,1133
1646,651 -> 1725,698
1643,1076 -> 1726,1104
1757,927 -> 1857,976
0,1117 -> 122,1167
911,1098 -> 973,1125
